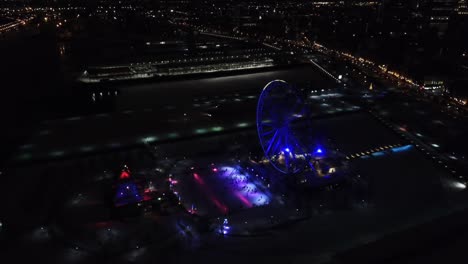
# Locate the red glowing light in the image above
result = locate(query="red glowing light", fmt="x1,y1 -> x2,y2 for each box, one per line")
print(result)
120,171 -> 130,179
234,191 -> 253,208
192,172 -> 227,213
212,198 -> 228,214
193,173 -> 202,182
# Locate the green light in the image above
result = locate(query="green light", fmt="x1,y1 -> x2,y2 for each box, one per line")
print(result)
168,133 -> 179,138
236,122 -> 249,128
211,126 -> 223,132
195,128 -> 208,134
142,136 -> 158,143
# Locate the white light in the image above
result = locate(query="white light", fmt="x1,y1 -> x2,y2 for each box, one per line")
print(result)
338,75 -> 343,80
454,182 -> 466,189
431,143 -> 440,148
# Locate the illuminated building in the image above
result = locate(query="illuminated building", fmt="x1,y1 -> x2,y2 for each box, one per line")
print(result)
377,0 -> 418,24
455,0 -> 468,15
425,0 -> 458,35
423,77 -> 447,94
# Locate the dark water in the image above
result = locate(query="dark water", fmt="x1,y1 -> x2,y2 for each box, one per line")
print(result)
111,65 -> 334,112
1,27 -> 64,161
0,26 -> 333,162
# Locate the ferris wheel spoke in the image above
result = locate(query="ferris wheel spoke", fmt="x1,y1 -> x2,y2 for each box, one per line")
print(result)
260,123 -> 276,131
260,121 -> 276,128
284,130 -> 296,151
269,131 -> 283,157
291,150 -> 297,163
284,152 -> 290,171
261,129 -> 276,137
265,129 -> 279,156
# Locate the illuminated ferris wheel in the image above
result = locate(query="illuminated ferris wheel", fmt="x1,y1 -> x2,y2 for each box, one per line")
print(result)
256,80 -> 312,174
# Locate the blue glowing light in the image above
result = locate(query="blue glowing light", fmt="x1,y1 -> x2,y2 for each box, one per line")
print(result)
284,148 -> 290,152
114,181 -> 142,206
371,151 -> 385,157
391,145 -> 413,153
315,148 -> 324,154
221,218 -> 230,235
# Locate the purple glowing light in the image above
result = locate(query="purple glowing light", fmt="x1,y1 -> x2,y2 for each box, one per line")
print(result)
218,166 -> 271,208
